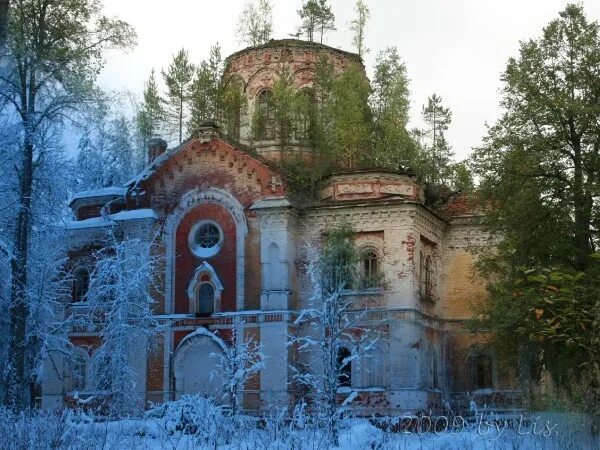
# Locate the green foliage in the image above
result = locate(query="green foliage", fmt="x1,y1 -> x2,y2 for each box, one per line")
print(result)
420,94 -> 454,184
136,69 -> 164,150
448,161 -> 474,192
188,44 -> 223,134
236,0 -> 273,47
328,63 -> 372,169
219,79 -> 247,140
350,0 -> 370,57
271,69 -> 298,151
471,3 -> 600,271
370,47 -> 416,169
162,48 -> 195,143
472,260 -> 600,420
298,0 -> 335,43
320,223 -> 359,293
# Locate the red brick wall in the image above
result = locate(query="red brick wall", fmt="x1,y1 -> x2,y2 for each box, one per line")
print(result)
175,203 -> 238,314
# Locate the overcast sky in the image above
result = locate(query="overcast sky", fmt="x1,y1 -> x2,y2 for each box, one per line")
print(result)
99,0 -> 600,161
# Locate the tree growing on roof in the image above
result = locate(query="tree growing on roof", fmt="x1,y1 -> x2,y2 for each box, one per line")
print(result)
136,69 -> 165,151
189,44 -> 223,134
350,0 -> 370,57
162,48 -> 195,144
236,0 -> 273,47
298,0 -> 335,44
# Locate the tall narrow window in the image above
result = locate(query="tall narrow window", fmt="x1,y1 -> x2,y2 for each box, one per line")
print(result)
431,351 -> 439,389
420,253 -> 433,301
473,354 -> 493,390
425,256 -> 432,300
337,347 -> 352,388
197,283 -> 215,316
419,251 -> 426,299
256,89 -> 275,140
362,250 -> 379,288
73,268 -> 89,303
295,88 -> 315,140
73,355 -> 87,391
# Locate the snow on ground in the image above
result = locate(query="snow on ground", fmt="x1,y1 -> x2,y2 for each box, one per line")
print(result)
1,401 -> 597,450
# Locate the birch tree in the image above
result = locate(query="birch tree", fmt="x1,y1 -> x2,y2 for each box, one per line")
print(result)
210,326 -> 265,418
350,0 -> 369,57
86,232 -> 162,416
291,224 -> 380,446
0,0 -> 135,410
236,0 -> 273,47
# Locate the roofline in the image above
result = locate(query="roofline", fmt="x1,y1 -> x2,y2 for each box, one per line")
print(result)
224,38 -> 363,67
327,168 -> 418,178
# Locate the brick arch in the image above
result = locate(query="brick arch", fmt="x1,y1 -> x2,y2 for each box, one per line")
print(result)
164,188 -> 248,314
245,67 -> 278,97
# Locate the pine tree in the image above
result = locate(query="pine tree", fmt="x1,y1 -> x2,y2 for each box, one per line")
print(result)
189,44 -> 223,133
350,0 -> 370,57
329,63 -> 372,169
421,94 -> 453,184
236,0 -> 273,47
298,0 -> 335,43
137,70 -> 164,151
371,47 -> 416,169
162,48 -> 195,144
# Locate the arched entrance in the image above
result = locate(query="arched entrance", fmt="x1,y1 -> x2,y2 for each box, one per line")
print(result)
173,330 -> 226,400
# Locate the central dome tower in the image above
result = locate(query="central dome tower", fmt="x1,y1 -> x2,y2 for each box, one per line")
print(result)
221,39 -> 364,160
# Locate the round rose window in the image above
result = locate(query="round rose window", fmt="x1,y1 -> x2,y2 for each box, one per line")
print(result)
188,220 -> 223,258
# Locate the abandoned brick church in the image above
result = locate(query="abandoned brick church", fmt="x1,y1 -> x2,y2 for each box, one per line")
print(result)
42,40 -> 519,414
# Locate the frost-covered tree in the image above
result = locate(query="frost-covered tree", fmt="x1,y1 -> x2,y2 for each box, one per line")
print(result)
162,48 -> 195,144
209,326 -> 265,417
236,0 -> 273,47
1,124 -> 79,406
76,106 -> 140,190
291,224 -> 380,446
0,0 -> 135,409
86,232 -> 162,415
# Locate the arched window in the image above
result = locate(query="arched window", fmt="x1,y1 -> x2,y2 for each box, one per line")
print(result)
361,249 -> 380,288
425,256 -> 432,299
197,283 -> 215,316
419,253 -> 433,301
68,348 -> 89,392
73,355 -> 87,391
337,347 -> 352,388
431,351 -> 439,389
295,88 -> 315,140
73,268 -> 89,303
472,354 -> 494,390
268,242 -> 286,291
256,89 -> 275,140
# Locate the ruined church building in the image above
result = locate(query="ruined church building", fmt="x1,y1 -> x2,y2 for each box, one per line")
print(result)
42,40 -> 519,414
